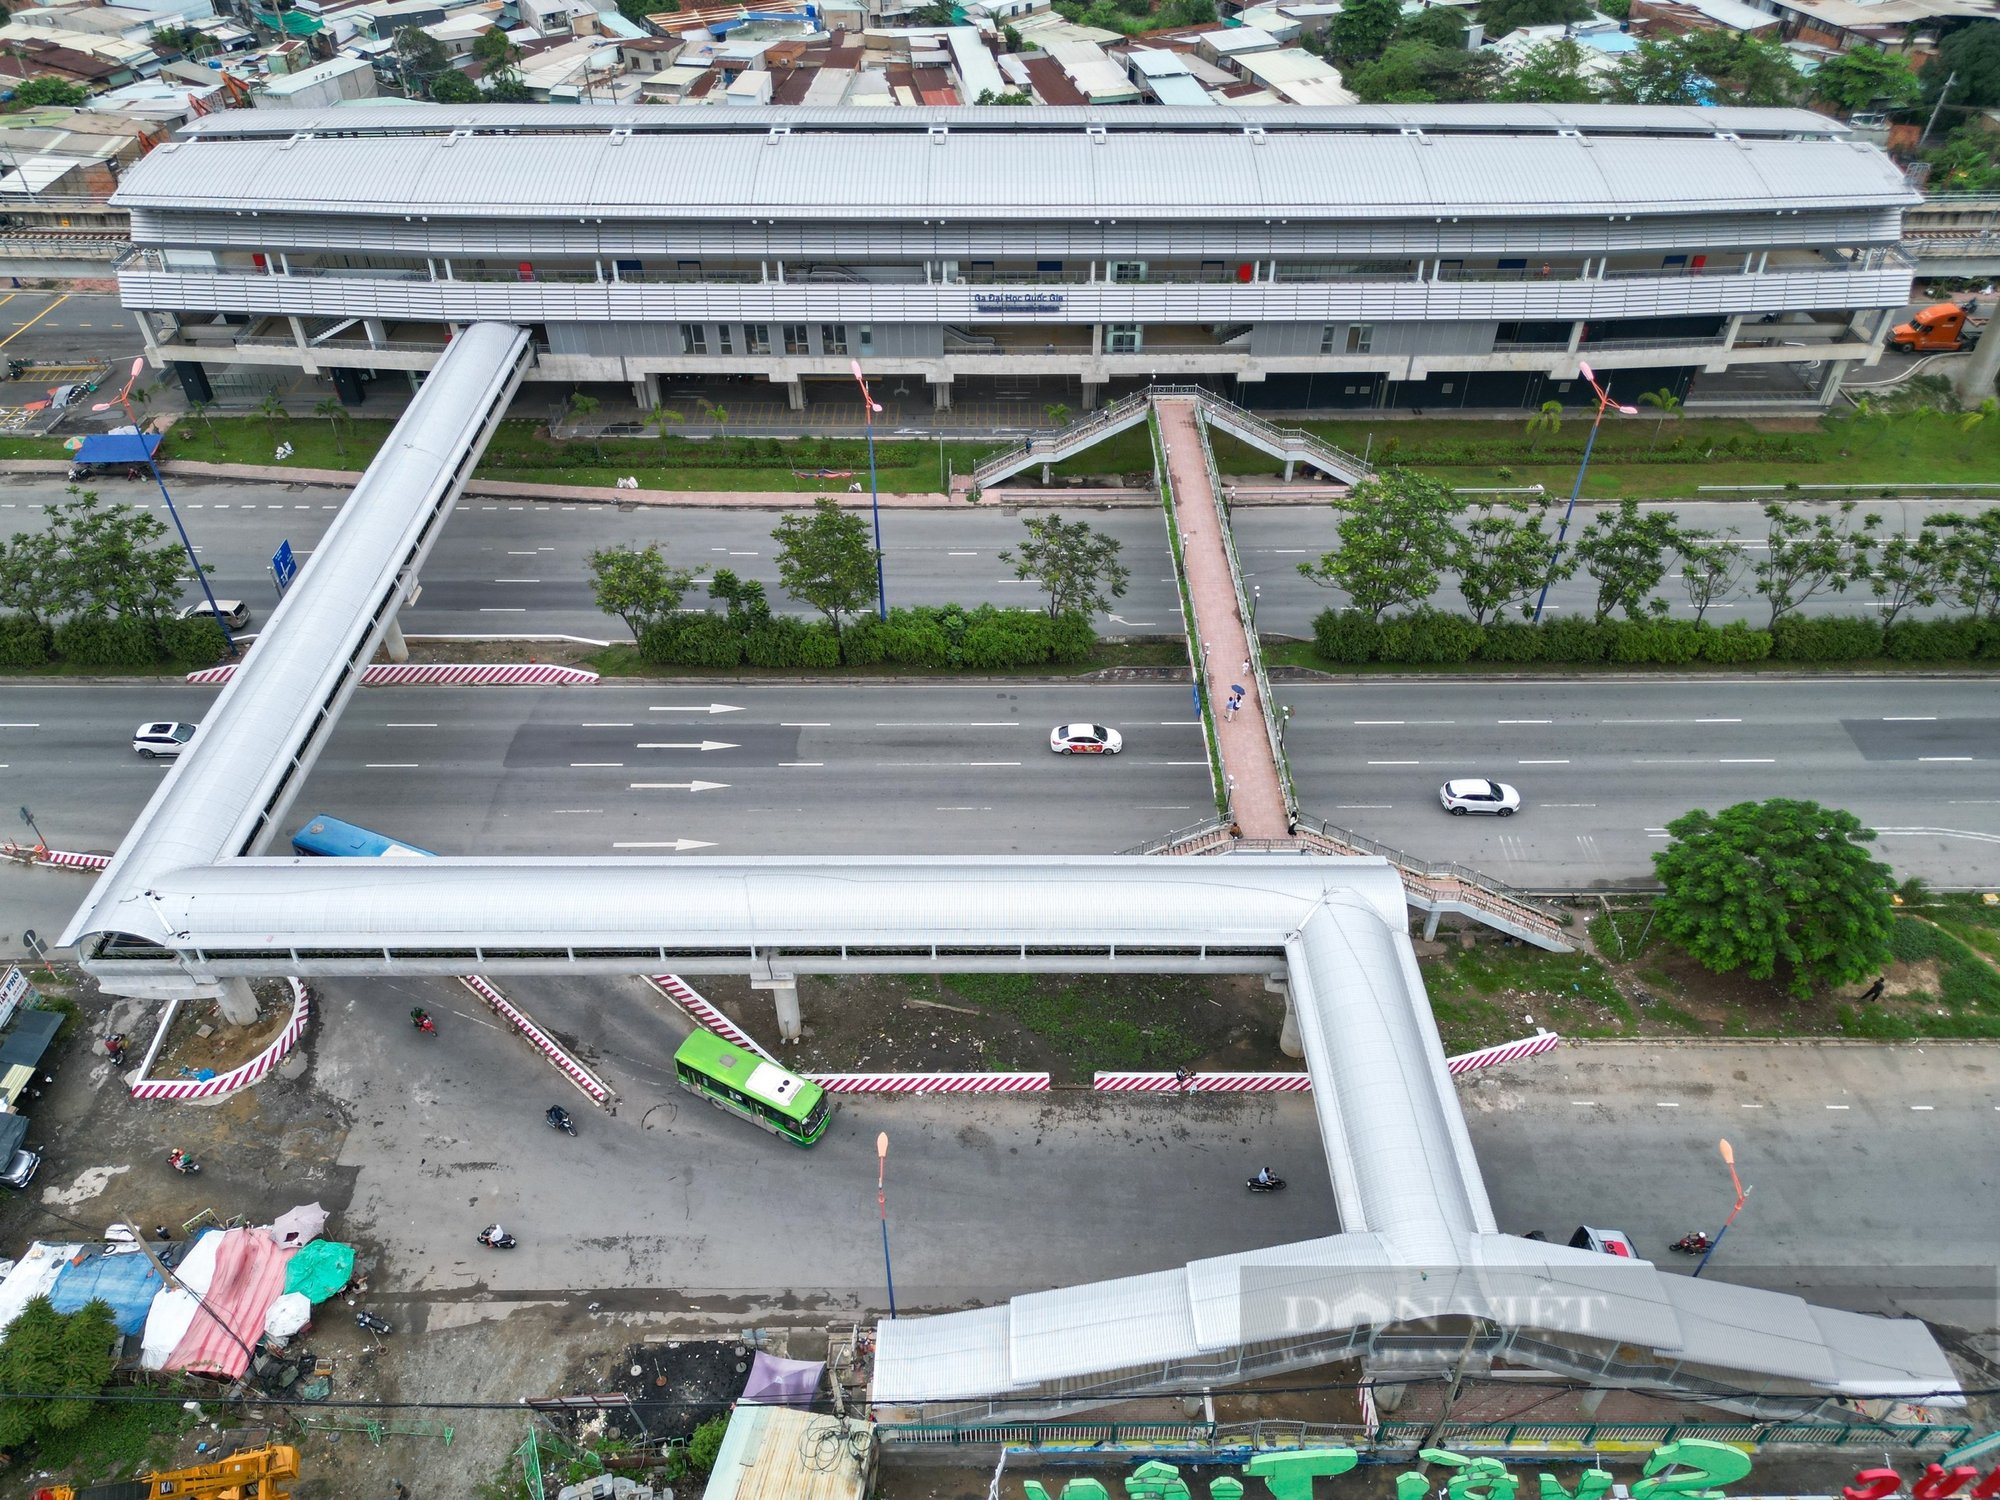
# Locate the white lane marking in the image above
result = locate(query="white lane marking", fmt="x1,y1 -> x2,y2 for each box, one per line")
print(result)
1158,720 -> 1201,727
550,808 -> 603,813
1571,1100 -> 1596,1106
947,550 -> 978,556
1497,719 -> 1552,725
967,760 -> 1022,767
1826,1104 -> 1850,1110
1540,803 -> 1597,808
365,762 -> 419,768
1337,803 -> 1392,809
1138,804 -> 1194,810
612,839 -> 717,850
628,780 -> 729,791
507,550 -> 538,555
571,761 -> 624,768
1949,799 -> 2000,804
494,577 -> 542,583
782,722 -> 831,728
1354,720 -> 1405,726
1367,760 -> 1421,765
1518,759 -> 1570,765
873,721 -> 1020,727
1657,1101 -> 1679,1108
1719,758 -> 1776,764
581,722 -> 634,728
480,607 -> 528,613
780,761 -> 823,767
1911,1104 -> 1934,1111
649,704 -> 743,714
1920,756 -> 1973,762
385,723 -> 437,728
1164,760 -> 1210,766
0,723 -> 40,728
936,806 -> 992,811
1883,715 -> 1938,721
1695,717 -> 1742,723
1739,1103 -> 1763,1109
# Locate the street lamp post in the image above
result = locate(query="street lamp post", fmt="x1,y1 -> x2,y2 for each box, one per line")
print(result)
849,360 -> 888,620
1693,1138 -> 1751,1279
875,1130 -> 897,1319
91,357 -> 239,657
1532,361 -> 1638,625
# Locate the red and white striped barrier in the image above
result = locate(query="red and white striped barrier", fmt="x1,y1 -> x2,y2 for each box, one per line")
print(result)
1094,1035 -> 1560,1094
458,975 -> 612,1106
187,662 -> 598,687
646,975 -> 775,1063
129,979 -> 311,1102
808,1072 -> 1050,1095
1,843 -> 109,872
1094,1071 -> 1311,1093
1446,1030 -> 1562,1075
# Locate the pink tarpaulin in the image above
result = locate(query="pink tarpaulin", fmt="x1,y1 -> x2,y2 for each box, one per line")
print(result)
165,1228 -> 295,1379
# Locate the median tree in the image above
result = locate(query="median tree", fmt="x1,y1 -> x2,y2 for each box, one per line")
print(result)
1675,531 -> 1746,623
1573,498 -> 1682,621
1298,468 -> 1462,621
1933,508 -> 2000,617
1450,499 -> 1571,625
772,497 -> 879,637
1868,525 -> 1954,626
1652,798 -> 1896,1000
1000,514 -> 1129,620
1752,499 -> 1881,626
587,542 -> 695,638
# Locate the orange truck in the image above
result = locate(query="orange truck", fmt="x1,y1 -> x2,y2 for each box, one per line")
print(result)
1889,300 -> 1986,352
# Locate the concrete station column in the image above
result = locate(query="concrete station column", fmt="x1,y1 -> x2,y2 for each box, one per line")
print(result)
382,616 -> 409,663
1268,972 -> 1302,1059
751,969 -> 802,1041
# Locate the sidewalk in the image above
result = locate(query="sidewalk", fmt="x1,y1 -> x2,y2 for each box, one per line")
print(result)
1157,399 -> 1290,840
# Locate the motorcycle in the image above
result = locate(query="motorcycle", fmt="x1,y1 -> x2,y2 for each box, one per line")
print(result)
167,1149 -> 201,1175
1670,1231 -> 1712,1255
546,1105 -> 576,1137
354,1309 -> 394,1336
1246,1174 -> 1286,1193
410,1008 -> 437,1036
477,1224 -> 517,1250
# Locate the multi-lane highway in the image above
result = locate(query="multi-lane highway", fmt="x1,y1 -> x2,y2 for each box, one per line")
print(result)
3,483 -> 1992,642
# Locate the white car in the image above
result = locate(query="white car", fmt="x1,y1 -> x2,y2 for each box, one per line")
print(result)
133,721 -> 198,758
179,599 -> 251,631
1439,778 -> 1520,816
1049,723 -> 1122,756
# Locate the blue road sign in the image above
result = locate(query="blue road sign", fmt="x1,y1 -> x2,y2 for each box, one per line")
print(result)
272,539 -> 297,592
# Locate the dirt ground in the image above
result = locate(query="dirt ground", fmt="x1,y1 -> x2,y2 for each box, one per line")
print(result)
147,977 -> 295,1078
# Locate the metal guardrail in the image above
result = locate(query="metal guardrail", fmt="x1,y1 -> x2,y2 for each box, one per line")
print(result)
1376,1419 -> 1970,1451
1150,406 -> 1226,813
1161,385 -> 1372,485
969,388 -> 1151,488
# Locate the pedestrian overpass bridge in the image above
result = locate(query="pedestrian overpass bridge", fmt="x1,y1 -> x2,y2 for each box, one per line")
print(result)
62,323 -> 1960,1425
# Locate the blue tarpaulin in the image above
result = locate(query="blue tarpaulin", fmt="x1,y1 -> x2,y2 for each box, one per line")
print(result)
49,1245 -> 166,1334
72,432 -> 161,466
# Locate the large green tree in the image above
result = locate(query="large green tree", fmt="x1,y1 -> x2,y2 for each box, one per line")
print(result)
1810,44 -> 1919,112
1393,5 -> 1469,48
1298,469 -> 1461,620
17,487 -> 195,627
1450,500 -> 1571,625
1495,37 -> 1600,102
0,1296 -> 119,1450
1923,20 -> 2000,109
772,497 -> 879,635
1573,498 -> 1682,622
1350,41 -> 1502,101
1478,0 -> 1588,37
1752,499 -> 1880,626
1328,0 -> 1401,62
1000,514 -> 1129,620
1933,509 -> 2000,617
587,543 -> 695,638
1652,799 -> 1896,1000
13,75 -> 89,107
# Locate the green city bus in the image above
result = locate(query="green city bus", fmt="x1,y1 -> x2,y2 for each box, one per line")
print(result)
673,1029 -> 832,1147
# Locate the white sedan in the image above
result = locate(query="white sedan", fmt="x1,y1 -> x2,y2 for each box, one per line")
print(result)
133,721 -> 198,758
1439,778 -> 1520,816
1049,723 -> 1123,756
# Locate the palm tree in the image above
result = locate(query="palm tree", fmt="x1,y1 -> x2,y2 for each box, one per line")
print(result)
1638,387 -> 1683,448
1044,401 -> 1072,429
709,404 -> 730,454
1525,399 -> 1563,452
648,401 -> 683,440
255,392 -> 288,446
313,397 -> 351,456
185,398 -> 214,435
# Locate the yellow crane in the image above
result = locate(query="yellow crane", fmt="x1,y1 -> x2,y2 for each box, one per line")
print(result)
33,1442 -> 300,1500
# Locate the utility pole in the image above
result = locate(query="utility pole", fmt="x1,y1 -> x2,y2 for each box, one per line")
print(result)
1920,70 -> 1956,147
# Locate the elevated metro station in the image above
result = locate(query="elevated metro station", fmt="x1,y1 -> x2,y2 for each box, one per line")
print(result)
62,322 -> 1961,1425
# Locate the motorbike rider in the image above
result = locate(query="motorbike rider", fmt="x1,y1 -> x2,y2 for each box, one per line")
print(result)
1253,1166 -> 1276,1187
479,1223 -> 508,1246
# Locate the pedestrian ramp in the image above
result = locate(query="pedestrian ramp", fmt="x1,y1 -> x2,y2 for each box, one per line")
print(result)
967,390 -> 1154,488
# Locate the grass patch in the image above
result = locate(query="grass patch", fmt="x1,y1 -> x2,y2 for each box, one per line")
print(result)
939,972 -> 1197,1072
0,435 -> 73,460
1258,411 -> 2000,501
32,1384 -> 198,1480
1424,944 -> 1630,1046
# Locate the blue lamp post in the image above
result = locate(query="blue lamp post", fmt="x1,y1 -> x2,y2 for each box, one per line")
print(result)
850,359 -> 888,620
1532,360 -> 1639,625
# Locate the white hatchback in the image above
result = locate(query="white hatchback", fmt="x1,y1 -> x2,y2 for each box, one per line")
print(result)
133,721 -> 198,758
1439,778 -> 1521,816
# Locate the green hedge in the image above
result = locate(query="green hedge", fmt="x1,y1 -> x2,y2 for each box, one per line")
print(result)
639,604 -> 1097,670
484,434 -> 890,472
0,616 -> 52,668
1302,608 -> 2000,666
1365,432 -> 1820,468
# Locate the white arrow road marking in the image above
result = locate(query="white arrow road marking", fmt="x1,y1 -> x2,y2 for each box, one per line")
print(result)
648,704 -> 744,714
612,839 -> 718,850
633,741 -> 739,752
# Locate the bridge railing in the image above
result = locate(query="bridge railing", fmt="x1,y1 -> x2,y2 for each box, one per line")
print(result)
968,389 -> 1151,488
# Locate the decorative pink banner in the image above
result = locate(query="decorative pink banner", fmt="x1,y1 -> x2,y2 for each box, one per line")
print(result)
187,663 -> 598,687
130,979 -> 310,1102
809,1073 -> 1050,1095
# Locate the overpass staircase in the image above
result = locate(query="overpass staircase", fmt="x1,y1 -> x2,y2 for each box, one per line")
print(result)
968,386 -> 1374,491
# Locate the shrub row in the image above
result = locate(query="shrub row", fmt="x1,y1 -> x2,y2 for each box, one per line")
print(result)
639,605 -> 1095,670
1363,434 -> 1821,468
0,614 -> 225,670
1310,609 -> 2000,667
484,435 -> 908,472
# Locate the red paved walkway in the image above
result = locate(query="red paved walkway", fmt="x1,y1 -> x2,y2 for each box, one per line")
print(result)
1156,399 -> 1290,840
